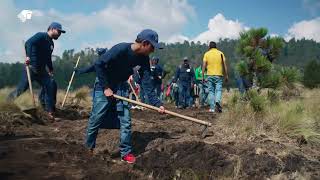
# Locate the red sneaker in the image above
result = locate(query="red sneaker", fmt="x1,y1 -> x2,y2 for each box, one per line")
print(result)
121,153 -> 136,164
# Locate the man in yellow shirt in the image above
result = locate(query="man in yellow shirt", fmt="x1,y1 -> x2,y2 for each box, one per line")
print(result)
202,41 -> 228,112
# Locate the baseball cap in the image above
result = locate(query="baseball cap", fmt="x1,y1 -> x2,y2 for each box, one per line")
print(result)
48,22 -> 66,33
137,29 -> 163,49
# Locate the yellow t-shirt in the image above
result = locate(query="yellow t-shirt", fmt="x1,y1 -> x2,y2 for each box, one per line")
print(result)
203,48 -> 225,76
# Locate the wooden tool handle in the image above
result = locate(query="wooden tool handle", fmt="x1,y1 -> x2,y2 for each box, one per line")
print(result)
62,56 -> 81,107
22,40 -> 36,107
113,94 -> 211,126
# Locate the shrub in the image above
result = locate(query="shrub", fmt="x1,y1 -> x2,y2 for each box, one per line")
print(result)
303,60 -> 320,88
246,89 -> 266,112
280,66 -> 302,87
267,90 -> 280,104
258,71 -> 282,89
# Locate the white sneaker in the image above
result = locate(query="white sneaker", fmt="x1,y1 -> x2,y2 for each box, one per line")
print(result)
209,109 -> 215,112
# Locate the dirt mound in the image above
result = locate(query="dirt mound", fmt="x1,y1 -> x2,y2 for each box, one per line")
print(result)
0,138 -> 144,180
135,141 -> 234,179
0,111 -> 35,138
55,105 -> 89,120
136,141 -> 320,179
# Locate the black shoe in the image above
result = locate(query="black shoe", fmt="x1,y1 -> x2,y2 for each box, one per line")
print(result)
215,102 -> 222,113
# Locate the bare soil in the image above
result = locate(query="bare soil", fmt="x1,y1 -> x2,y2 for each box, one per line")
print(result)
0,104 -> 319,180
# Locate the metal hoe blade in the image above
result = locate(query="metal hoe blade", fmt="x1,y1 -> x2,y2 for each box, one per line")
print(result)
200,125 -> 209,139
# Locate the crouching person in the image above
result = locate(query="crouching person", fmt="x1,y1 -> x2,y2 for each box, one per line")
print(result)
85,29 -> 165,164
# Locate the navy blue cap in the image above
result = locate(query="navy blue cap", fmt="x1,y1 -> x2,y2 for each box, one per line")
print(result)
137,29 -> 163,49
48,22 -> 66,33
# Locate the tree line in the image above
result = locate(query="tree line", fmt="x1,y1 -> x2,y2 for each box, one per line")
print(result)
0,37 -> 319,89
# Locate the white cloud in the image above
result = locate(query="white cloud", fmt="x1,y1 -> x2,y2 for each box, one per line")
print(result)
192,13 -> 249,43
269,33 -> 279,38
79,41 -> 114,51
285,17 -> 320,42
167,34 -> 190,43
0,0 -> 195,63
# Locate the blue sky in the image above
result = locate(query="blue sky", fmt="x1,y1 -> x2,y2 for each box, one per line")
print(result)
188,0 -> 319,36
1,0 -> 319,62
13,0 -> 320,36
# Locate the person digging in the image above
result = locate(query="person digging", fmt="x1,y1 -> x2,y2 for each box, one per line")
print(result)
7,22 -> 66,121
85,29 -> 165,164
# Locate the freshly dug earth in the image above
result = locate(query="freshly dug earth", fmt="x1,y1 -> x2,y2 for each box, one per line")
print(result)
0,104 -> 319,180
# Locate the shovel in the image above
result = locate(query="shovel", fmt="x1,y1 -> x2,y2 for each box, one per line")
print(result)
21,40 -> 37,116
113,94 -> 211,138
61,56 -> 81,108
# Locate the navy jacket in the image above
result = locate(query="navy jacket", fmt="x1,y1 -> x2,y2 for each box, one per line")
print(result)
76,65 -> 95,75
25,32 -> 54,74
75,48 -> 107,75
174,64 -> 195,85
150,64 -> 163,84
94,43 -> 162,107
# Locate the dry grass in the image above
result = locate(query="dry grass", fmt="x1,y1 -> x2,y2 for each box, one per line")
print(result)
218,88 -> 320,144
56,89 -> 66,105
60,86 -> 92,109
0,101 -> 21,113
0,86 -> 41,110
0,87 -> 13,103
0,88 -> 24,113
14,92 -> 36,110
0,86 -> 92,111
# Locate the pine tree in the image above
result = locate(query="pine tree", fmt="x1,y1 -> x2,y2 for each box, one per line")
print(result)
235,28 -> 284,89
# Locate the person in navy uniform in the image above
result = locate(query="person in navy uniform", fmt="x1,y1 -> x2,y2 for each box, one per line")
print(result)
74,48 -> 108,75
150,56 -> 164,100
7,22 -> 66,119
173,57 -> 195,109
85,29 -> 165,164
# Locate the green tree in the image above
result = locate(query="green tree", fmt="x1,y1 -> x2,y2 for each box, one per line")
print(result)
235,27 -> 284,89
0,39 -> 319,89
303,60 -> 320,88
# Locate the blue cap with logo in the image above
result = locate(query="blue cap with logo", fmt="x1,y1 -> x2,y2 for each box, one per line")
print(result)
48,22 -> 66,33
137,29 -> 163,49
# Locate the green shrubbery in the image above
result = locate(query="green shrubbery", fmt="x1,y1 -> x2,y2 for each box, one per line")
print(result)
303,60 -> 320,88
